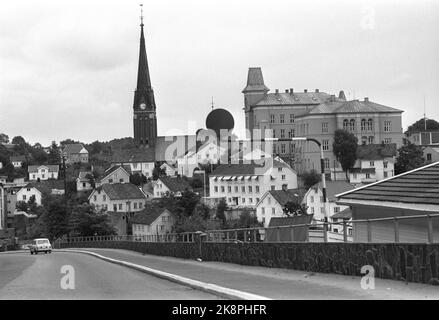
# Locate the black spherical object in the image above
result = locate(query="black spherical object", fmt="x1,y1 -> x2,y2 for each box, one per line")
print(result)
205,109 -> 235,137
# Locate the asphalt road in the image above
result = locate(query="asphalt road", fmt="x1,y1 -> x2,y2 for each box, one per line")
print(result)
0,251 -> 221,300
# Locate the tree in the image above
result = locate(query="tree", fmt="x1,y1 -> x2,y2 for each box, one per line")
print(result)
11,136 -> 26,145
130,173 -> 147,186
406,118 -> 439,134
395,141 -> 425,174
30,147 -> 48,164
69,204 -> 116,237
0,133 -> 9,144
152,163 -> 166,180
332,129 -> 358,180
177,190 -> 200,217
216,199 -> 228,223
283,201 -> 308,216
300,170 -> 321,190
48,141 -> 61,164
40,195 -> 69,241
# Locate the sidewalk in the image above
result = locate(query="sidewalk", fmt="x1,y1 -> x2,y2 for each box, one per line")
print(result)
61,248 -> 439,299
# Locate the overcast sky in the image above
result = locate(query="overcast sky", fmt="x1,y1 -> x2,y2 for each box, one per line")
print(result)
1,0 -> 438,146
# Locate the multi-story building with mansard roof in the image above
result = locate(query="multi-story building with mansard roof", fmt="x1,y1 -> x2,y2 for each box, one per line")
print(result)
243,67 -> 404,177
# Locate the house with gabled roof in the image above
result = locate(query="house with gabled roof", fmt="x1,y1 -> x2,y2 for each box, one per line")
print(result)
132,206 -> 174,239
28,164 -> 59,181
96,165 -> 131,187
88,182 -> 147,234
111,148 -> 155,178
336,161 -> 439,243
16,180 -> 65,207
62,143 -> 89,164
255,187 -> 305,227
10,155 -> 26,168
153,176 -> 192,198
76,171 -> 93,192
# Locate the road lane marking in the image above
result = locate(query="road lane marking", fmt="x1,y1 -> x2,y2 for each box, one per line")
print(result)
57,249 -> 271,300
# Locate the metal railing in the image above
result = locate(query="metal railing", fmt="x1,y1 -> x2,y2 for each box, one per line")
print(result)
57,214 -> 439,245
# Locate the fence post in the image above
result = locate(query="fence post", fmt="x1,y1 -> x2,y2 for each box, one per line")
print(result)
276,227 -> 281,242
394,218 -> 399,243
367,220 -> 372,243
290,226 -> 295,242
427,215 -> 434,244
323,221 -> 328,243
253,229 -> 257,242
343,220 -> 347,243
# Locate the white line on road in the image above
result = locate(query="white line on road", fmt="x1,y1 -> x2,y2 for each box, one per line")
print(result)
57,249 -> 271,300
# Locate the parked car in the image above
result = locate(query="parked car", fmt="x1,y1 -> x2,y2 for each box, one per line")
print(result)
29,238 -> 52,254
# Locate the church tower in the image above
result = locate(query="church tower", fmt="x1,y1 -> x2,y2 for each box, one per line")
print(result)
133,7 -> 157,147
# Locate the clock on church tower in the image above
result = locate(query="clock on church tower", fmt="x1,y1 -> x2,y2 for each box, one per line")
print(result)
132,15 -> 157,148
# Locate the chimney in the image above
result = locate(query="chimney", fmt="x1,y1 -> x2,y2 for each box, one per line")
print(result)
315,89 -> 319,93
290,88 -> 294,95
285,89 -> 289,93
282,184 -> 288,192
304,89 -> 308,93
364,97 -> 369,102
275,89 -> 279,94
338,90 -> 346,100
330,94 -> 336,102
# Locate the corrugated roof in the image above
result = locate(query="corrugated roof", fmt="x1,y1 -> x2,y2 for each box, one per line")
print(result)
99,183 -> 146,200
337,162 -> 439,205
131,206 -> 170,225
356,143 -> 397,160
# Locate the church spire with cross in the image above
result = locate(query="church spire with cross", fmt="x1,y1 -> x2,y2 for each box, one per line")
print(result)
133,4 -> 157,147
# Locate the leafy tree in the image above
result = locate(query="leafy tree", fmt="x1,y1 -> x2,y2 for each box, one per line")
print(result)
11,136 -> 26,145
0,133 -> 9,144
152,163 -> 166,180
332,129 -> 358,180
130,173 -> 147,186
30,147 -> 48,164
189,176 -> 203,189
69,204 -> 116,236
48,141 -> 61,164
40,195 -> 69,241
405,118 -> 439,134
177,190 -> 200,217
300,170 -> 321,189
283,201 -> 308,216
395,140 -> 425,174
60,139 -> 79,146
16,201 -> 28,212
216,199 -> 228,223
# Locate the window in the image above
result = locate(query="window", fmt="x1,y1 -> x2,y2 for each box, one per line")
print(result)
262,208 -> 265,215
242,197 -> 246,203
271,185 -> 275,191
242,186 -> 245,193
349,119 -> 355,132
139,202 -> 143,209
322,140 -> 329,151
384,171 -> 388,178
113,204 -> 117,211
281,144 -> 286,154
367,119 -> 373,131
228,186 -> 232,193
324,158 -> 330,169
334,207 -> 340,213
427,153 -> 432,161
270,114 -> 275,123
361,119 -> 366,131
290,114 -> 295,123
160,225 -> 165,231
370,161 -> 374,167
94,195 -> 97,201
235,186 -> 238,192
368,136 -> 374,144
322,122 -> 328,133
23,195 -> 27,201
384,138 -> 391,144
310,196 -> 314,203
384,121 -> 392,132
272,208 -> 275,214
249,198 -> 253,203
366,173 -> 371,179
118,203 -> 122,210
280,114 -> 285,123
320,207 -> 324,214
280,129 -> 285,138
248,186 -> 252,193
109,178 -> 113,183
256,186 -> 260,193
119,179 -> 124,183
134,203 -> 137,209
384,161 -> 388,169
282,175 -> 286,180
343,119 -> 349,130
214,186 -> 218,193
311,207 -> 315,214
221,186 -> 225,192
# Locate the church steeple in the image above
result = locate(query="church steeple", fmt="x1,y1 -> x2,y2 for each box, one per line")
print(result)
133,4 -> 157,147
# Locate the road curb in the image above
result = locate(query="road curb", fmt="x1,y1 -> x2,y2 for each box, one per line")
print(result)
57,249 -> 271,300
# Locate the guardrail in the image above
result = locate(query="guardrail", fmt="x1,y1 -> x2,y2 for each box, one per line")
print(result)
57,213 -> 439,246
